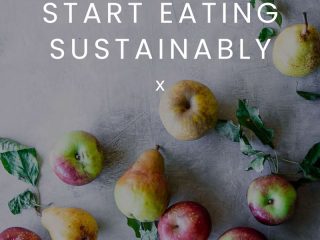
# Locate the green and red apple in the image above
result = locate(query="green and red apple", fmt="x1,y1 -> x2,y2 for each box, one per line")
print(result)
114,147 -> 169,222
218,227 -> 267,240
158,201 -> 212,240
159,80 -> 218,141
0,227 -> 41,240
247,175 -> 297,225
50,131 -> 104,186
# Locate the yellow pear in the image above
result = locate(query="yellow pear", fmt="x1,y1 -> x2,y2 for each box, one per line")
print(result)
41,207 -> 99,240
114,146 -> 169,222
273,13 -> 320,77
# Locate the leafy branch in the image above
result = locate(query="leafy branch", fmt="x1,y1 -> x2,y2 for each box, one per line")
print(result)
216,100 -> 320,185
127,218 -> 158,240
0,138 -> 41,215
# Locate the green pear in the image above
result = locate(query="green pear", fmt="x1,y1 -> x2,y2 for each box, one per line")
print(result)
273,13 -> 320,77
41,207 -> 99,240
114,146 -> 169,222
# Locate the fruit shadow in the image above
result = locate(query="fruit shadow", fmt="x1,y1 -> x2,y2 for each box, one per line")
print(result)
277,0 -> 289,17
159,147 -> 224,229
95,135 -> 128,186
285,183 -> 320,239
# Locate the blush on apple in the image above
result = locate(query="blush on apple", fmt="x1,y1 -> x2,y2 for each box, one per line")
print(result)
247,175 -> 297,225
0,227 -> 41,240
158,201 -> 212,240
218,227 -> 267,240
50,131 -> 104,186
159,80 -> 219,141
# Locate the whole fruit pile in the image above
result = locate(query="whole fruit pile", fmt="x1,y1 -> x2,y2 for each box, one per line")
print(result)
1,8 -> 320,240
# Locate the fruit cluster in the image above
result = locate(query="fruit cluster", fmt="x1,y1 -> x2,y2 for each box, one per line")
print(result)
1,10 -> 320,240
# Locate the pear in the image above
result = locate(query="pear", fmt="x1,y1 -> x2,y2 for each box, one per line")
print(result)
41,207 -> 98,240
114,146 -> 169,222
273,12 -> 320,77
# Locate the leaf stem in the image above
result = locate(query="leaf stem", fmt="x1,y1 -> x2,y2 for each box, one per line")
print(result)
278,158 -> 299,165
34,187 -> 42,216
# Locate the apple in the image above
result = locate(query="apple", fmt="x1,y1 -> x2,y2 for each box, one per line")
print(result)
247,175 -> 297,225
218,227 -> 267,240
159,80 -> 218,141
158,201 -> 212,240
0,227 -> 41,240
50,131 -> 104,186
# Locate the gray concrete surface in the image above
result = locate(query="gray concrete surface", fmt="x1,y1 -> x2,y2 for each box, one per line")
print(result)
0,0 -> 320,239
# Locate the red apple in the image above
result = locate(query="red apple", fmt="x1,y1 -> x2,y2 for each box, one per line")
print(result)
218,227 -> 267,240
158,201 -> 212,240
247,175 -> 297,225
50,131 -> 104,186
0,227 -> 41,240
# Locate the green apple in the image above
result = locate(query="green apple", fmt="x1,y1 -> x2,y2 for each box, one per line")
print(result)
159,80 -> 218,141
50,131 -> 104,186
273,13 -> 320,77
247,175 -> 297,225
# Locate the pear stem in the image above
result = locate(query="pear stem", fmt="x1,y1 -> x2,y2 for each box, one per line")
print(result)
302,12 -> 309,36
155,145 -> 161,151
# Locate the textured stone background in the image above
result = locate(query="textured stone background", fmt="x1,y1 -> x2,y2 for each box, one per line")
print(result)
0,0 -> 319,239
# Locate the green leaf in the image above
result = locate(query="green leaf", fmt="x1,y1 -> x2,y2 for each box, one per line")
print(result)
240,134 -> 257,156
127,218 -> 158,240
8,190 -> 37,215
140,222 -> 158,240
216,120 -> 240,142
0,138 -> 27,153
246,152 -> 269,172
249,0 -> 256,8
236,99 -> 274,148
259,27 -> 277,43
297,91 -> 320,101
264,3 -> 282,27
240,133 -> 271,172
275,11 -> 282,27
300,142 -> 320,181
127,218 -> 141,238
0,148 -> 40,186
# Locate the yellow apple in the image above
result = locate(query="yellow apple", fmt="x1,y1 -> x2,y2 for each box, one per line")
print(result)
159,80 -> 218,141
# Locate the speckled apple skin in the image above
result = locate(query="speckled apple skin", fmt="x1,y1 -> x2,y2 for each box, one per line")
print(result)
158,201 -> 212,240
50,131 -> 104,186
218,227 -> 267,240
159,80 -> 219,141
273,24 -> 320,77
0,227 -> 41,240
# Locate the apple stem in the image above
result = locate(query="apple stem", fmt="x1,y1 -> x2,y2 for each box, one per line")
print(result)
302,12 -> 309,36
156,145 -> 161,151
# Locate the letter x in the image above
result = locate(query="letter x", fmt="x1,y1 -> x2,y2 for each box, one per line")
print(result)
156,80 -> 165,92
